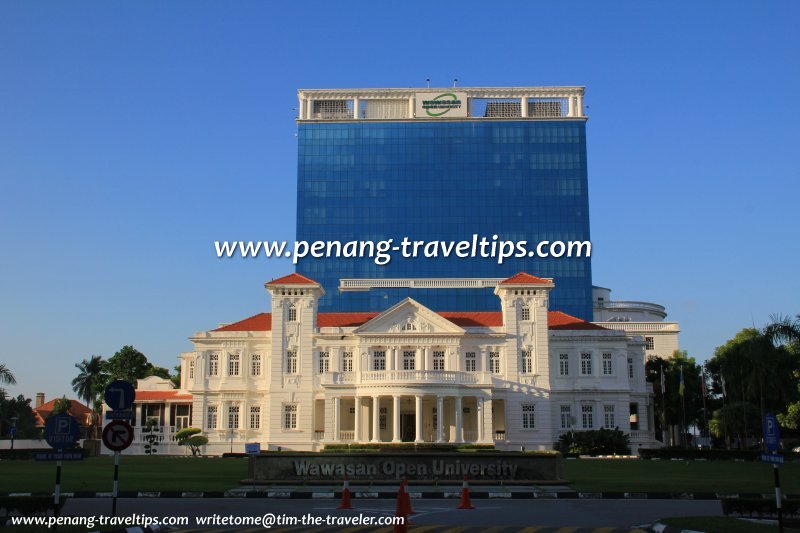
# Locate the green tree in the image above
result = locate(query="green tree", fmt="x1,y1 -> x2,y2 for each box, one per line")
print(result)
72,356 -> 107,406
0,394 -> 39,439
104,346 -> 154,383
142,417 -> 160,455
52,396 -> 72,415
709,401 -> 760,448
170,365 -> 181,388
175,427 -> 208,456
0,363 -> 17,399
147,366 -> 171,380
646,350 -> 705,446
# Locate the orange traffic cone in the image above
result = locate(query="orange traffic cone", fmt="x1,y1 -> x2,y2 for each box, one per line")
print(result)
402,478 -> 415,515
337,476 -> 353,510
457,475 -> 475,509
393,481 -> 408,533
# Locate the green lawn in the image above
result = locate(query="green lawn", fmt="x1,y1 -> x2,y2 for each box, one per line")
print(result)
564,459 -> 800,493
660,516 -> 800,533
0,456 -> 247,493
1,456 -> 798,494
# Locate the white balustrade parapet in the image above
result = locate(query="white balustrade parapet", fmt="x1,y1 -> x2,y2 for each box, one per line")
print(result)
598,301 -> 666,312
594,322 -> 680,332
340,278 -> 511,292
320,370 -> 489,386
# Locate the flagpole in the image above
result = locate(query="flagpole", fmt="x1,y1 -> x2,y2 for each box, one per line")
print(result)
660,365 -> 667,445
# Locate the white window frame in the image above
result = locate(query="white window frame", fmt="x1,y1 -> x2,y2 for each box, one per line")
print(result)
286,350 -> 297,374
521,404 -> 535,429
188,360 -> 194,380
560,405 -> 572,429
581,404 -> 593,429
432,350 -> 445,371
521,350 -> 533,374
580,353 -> 592,376
603,405 -> 615,429
627,357 -> 634,379
208,353 -> 219,376
287,306 -> 297,322
206,405 -> 217,429
251,354 -> 261,376
520,306 -> 530,321
373,350 -> 386,371
489,351 -> 500,374
559,353 -> 569,376
645,337 -> 654,350
403,350 -> 416,370
228,353 -> 240,376
319,351 -> 330,374
602,353 -> 613,376
465,352 -> 476,372
283,404 -> 298,430
250,406 -> 261,429
342,351 -> 353,372
228,405 -> 239,429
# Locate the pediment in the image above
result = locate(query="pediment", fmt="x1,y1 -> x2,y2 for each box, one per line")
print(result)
353,298 -> 465,335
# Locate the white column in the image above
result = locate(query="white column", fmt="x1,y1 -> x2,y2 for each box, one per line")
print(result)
436,395 -> 444,443
520,97 -> 527,117
419,348 -> 426,371
353,97 -> 359,119
414,395 -> 423,443
372,396 -> 380,442
306,98 -> 312,119
476,397 -> 484,442
392,395 -> 401,442
334,397 -> 341,442
482,397 -> 494,443
454,396 -> 463,443
577,95 -> 583,117
568,96 -> 575,117
408,97 -> 414,118
354,397 -> 362,442
388,347 -> 395,371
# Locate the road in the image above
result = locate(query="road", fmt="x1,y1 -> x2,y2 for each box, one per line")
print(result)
62,497 -> 724,530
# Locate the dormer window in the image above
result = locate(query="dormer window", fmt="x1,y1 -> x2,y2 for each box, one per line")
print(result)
401,319 -> 416,331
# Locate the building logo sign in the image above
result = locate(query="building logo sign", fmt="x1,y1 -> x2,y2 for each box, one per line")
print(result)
415,92 -> 468,118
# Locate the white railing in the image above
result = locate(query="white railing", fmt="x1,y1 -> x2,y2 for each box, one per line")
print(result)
596,322 -> 679,332
133,425 -> 182,444
339,278 -> 507,291
338,430 -> 354,442
314,430 -> 325,441
494,431 -> 506,441
322,370 -> 488,386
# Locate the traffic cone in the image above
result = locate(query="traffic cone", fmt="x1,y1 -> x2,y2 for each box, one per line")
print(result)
393,481 -> 408,533
402,478 -> 415,515
457,475 -> 475,509
337,476 -> 353,510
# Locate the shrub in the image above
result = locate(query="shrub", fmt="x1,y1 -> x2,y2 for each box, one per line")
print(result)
556,428 -> 630,455
721,497 -> 800,517
174,427 -> 208,456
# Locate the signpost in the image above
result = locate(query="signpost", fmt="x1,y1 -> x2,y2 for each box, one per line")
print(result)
103,381 -> 135,517
762,412 -> 783,533
43,413 -> 80,518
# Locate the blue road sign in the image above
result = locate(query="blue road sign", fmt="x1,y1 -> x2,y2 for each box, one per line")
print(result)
763,412 -> 781,453
44,413 -> 80,449
761,453 -> 784,465
104,380 -> 136,411
245,442 -> 261,455
35,451 -> 84,461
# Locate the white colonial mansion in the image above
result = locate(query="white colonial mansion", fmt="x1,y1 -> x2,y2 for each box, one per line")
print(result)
115,272 -> 668,455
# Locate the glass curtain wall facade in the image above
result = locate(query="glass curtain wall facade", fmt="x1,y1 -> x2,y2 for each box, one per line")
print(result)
296,119 -> 592,320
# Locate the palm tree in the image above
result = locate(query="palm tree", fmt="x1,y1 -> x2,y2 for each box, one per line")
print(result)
0,363 -> 16,398
72,356 -> 107,438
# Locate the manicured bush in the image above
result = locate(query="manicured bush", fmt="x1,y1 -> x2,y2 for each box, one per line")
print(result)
557,428 -> 630,455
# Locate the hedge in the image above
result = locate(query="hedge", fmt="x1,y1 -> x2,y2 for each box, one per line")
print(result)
639,448 -> 800,461
0,448 -> 86,461
721,497 -> 800,517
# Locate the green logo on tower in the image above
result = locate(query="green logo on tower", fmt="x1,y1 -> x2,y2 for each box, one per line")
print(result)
422,93 -> 463,117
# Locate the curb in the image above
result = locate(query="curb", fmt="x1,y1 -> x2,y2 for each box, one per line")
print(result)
0,490 -> 787,500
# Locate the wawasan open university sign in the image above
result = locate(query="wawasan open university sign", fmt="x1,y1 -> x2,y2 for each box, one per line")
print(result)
415,92 -> 468,118
247,453 -> 563,482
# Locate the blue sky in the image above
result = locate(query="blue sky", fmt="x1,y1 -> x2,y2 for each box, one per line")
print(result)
1,1 -> 798,401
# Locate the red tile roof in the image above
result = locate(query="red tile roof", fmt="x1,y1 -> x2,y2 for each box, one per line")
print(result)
214,310 -> 605,331
500,272 -> 552,285
135,390 -> 193,401
266,273 -> 318,286
33,398 -> 93,427
548,311 -> 607,330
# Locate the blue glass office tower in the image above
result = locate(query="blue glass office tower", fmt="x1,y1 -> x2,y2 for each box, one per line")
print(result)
295,88 -> 593,320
